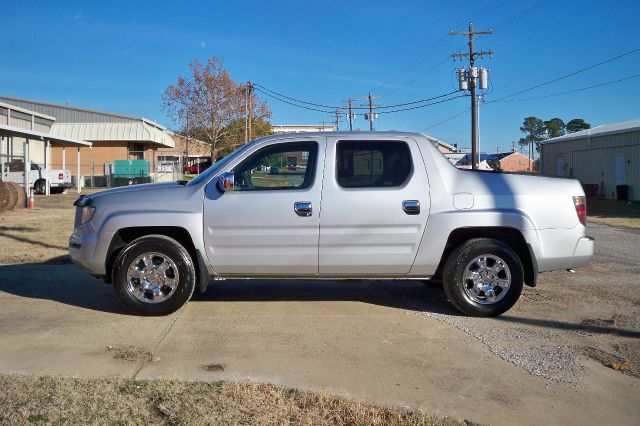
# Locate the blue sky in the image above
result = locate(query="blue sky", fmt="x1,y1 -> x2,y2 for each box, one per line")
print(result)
1,0 -> 639,155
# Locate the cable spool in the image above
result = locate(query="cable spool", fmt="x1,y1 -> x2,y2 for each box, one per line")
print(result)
0,182 -> 10,212
3,182 -> 18,210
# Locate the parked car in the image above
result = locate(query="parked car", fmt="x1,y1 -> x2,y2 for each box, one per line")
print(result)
70,132 -> 594,317
183,160 -> 212,174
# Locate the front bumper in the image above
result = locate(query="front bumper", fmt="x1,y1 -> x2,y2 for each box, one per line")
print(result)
69,227 -> 113,276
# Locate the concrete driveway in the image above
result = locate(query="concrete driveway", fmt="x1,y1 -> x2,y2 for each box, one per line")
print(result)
1,224 -> 639,425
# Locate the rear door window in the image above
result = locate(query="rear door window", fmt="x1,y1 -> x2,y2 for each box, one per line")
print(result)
336,140 -> 412,188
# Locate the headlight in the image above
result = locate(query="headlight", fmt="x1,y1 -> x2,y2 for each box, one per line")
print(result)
81,206 -> 95,224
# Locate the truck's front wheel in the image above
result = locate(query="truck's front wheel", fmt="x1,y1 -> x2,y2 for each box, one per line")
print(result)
112,235 -> 196,316
442,238 -> 523,317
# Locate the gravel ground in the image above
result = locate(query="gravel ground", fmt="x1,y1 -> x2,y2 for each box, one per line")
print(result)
1,195 -> 638,387
420,223 -> 640,385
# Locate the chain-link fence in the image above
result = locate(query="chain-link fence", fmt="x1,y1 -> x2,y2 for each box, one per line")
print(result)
2,157 -> 191,193
73,160 -> 187,189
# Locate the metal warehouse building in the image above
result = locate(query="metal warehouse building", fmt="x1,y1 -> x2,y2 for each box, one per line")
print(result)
540,119 -> 640,201
0,95 -> 175,183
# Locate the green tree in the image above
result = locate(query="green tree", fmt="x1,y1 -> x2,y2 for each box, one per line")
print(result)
518,116 -> 546,153
544,118 -> 565,138
566,118 -> 591,133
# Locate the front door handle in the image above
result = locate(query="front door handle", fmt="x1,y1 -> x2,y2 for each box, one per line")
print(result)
402,200 -> 420,215
294,201 -> 312,217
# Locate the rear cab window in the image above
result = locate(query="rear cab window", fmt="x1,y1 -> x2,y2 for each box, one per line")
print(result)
336,140 -> 413,188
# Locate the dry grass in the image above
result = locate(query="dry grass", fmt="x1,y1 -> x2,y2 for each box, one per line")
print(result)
587,198 -> 640,229
0,375 -> 465,426
0,192 -> 80,264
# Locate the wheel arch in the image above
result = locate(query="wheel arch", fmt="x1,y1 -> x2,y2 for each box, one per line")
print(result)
33,178 -> 46,194
104,226 -> 208,291
436,226 -> 537,287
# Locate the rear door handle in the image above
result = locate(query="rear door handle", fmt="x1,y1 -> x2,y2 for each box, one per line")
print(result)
294,201 -> 312,217
402,200 -> 420,215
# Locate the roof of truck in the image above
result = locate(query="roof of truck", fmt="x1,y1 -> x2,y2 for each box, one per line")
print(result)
258,131 -> 427,140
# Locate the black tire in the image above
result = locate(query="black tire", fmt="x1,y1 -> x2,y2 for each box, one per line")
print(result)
34,179 -> 46,195
442,238 -> 523,317
112,235 -> 196,316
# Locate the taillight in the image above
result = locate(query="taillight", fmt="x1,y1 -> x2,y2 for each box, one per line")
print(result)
58,173 -> 64,180
573,196 -> 586,225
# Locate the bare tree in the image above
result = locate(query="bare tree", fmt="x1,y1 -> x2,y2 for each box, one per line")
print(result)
162,56 -> 271,159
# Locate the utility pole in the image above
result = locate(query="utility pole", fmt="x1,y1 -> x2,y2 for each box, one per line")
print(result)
318,121 -> 331,132
342,98 -> 357,131
333,109 -> 343,131
360,93 -> 380,131
451,22 -> 492,170
244,83 -> 249,143
245,81 -> 253,142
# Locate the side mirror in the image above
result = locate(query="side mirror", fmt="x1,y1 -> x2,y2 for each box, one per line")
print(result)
216,172 -> 234,193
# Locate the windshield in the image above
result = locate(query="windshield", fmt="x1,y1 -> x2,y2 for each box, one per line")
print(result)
186,143 -> 255,187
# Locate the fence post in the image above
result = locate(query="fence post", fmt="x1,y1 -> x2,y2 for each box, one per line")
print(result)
0,136 -> 5,181
23,140 -> 30,204
90,160 -> 95,188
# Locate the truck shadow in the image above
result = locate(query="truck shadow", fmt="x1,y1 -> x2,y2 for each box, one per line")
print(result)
194,279 -> 459,315
0,259 -> 130,315
0,260 -> 456,315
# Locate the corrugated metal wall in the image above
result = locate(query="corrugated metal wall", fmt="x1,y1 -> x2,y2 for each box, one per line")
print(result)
0,97 -> 137,124
541,130 -> 640,200
0,106 -> 54,132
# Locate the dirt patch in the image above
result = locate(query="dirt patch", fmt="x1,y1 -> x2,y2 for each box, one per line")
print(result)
201,363 -> 225,372
107,345 -> 154,363
580,317 -> 616,328
581,346 -> 637,377
0,375 -> 465,425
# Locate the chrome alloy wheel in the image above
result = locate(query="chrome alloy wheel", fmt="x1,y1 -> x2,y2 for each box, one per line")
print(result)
126,252 -> 180,304
462,255 -> 511,305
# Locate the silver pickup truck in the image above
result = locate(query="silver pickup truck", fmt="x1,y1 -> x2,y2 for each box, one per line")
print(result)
70,132 -> 594,317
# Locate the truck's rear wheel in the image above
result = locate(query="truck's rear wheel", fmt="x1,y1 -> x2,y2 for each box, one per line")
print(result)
34,179 -> 46,195
112,235 -> 195,316
442,238 -> 523,317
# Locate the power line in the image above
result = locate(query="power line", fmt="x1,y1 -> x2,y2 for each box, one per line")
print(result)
254,85 -> 462,116
498,74 -> 640,102
378,94 -> 465,114
418,73 -> 639,133
371,0 -> 511,94
255,82 -> 460,110
252,87 -> 334,114
493,0 -> 554,31
253,83 -> 338,109
379,90 -> 459,108
420,108 -> 471,132
489,47 -> 640,102
381,56 -> 451,97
